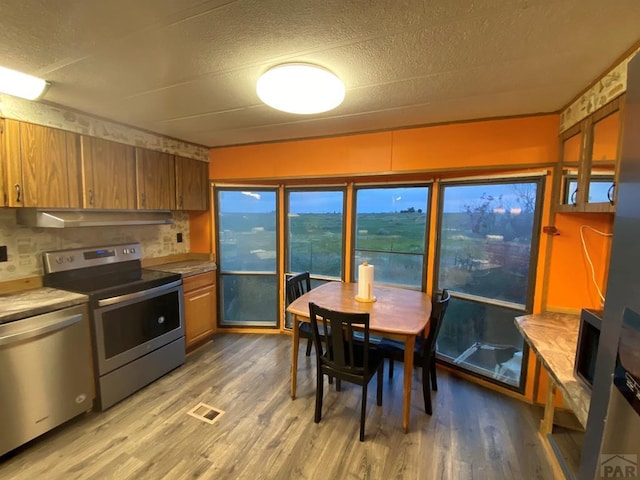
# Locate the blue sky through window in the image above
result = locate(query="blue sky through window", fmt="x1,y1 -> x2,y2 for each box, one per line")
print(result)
219,183 -> 536,213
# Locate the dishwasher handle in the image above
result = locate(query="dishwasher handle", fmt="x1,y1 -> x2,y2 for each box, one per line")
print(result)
0,313 -> 83,346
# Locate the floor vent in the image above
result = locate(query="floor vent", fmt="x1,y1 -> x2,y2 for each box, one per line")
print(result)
187,403 -> 225,425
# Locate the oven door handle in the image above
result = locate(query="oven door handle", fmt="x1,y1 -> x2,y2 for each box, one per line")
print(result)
97,279 -> 182,307
0,313 -> 83,346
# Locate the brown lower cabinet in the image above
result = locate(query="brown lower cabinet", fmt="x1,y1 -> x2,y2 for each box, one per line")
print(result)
183,271 -> 217,350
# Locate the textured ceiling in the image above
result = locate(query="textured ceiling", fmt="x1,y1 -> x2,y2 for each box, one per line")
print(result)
1,0 -> 639,147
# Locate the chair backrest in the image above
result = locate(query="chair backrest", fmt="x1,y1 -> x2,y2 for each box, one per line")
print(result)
308,302 -> 372,376
426,289 -> 451,356
286,272 -> 312,304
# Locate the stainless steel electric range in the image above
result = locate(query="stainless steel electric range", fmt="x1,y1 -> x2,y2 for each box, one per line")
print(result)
43,243 -> 185,410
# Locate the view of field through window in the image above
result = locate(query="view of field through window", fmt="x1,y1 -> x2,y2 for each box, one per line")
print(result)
218,190 -> 278,326
355,186 -> 429,288
287,190 -> 344,278
216,180 -> 543,389
436,180 -> 541,389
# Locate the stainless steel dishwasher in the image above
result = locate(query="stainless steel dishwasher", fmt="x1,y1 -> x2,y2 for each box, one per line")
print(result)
0,304 -> 93,457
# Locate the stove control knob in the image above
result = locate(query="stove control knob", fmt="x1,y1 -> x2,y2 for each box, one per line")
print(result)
56,256 -> 64,264
130,247 -> 136,254
67,255 -> 74,263
123,248 -> 129,254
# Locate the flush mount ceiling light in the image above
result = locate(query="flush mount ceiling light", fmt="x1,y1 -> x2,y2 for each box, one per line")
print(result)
256,63 -> 345,114
0,66 -> 48,100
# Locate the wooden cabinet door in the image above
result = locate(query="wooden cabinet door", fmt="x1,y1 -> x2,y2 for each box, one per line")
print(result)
556,95 -> 624,213
0,121 -> 5,206
2,118 -> 22,207
1,119 -> 80,208
583,96 -> 623,212
81,136 -> 136,209
135,148 -> 176,210
175,155 -> 208,211
183,272 -> 217,349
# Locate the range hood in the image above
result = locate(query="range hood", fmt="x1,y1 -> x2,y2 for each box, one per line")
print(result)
16,208 -> 174,228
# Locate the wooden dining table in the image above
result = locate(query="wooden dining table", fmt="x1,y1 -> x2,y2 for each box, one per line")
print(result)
286,281 -> 432,433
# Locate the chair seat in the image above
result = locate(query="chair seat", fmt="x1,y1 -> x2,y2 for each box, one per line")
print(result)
375,289 -> 450,416
322,343 -> 384,378
299,322 -> 330,337
377,336 -> 426,365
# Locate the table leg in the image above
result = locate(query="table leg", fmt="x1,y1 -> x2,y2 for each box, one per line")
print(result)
402,335 -> 415,432
291,315 -> 300,399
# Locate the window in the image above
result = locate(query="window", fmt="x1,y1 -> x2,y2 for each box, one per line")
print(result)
216,188 -> 278,327
353,185 -> 430,289
284,188 -> 345,329
286,189 -> 345,279
435,178 -> 543,390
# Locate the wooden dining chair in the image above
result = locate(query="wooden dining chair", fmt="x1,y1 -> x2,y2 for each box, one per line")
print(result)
308,302 -> 384,441
379,289 -> 451,415
286,272 -> 316,356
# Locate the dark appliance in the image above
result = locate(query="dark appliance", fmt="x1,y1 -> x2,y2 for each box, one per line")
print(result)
43,243 -> 185,410
579,52 -> 640,479
574,308 -> 602,390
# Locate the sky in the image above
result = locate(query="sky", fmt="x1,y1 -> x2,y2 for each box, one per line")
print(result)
218,183 -> 538,214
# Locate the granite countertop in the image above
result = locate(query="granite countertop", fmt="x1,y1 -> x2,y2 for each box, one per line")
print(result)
515,312 -> 590,428
0,287 -> 89,324
146,260 -> 217,278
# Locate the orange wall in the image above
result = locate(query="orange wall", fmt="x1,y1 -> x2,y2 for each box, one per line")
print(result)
210,115 -> 559,180
391,116 -> 559,171
210,131 -> 393,180
189,211 -> 212,254
546,213 -> 614,311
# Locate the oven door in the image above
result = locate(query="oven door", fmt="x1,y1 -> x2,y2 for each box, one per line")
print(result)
93,280 -> 184,375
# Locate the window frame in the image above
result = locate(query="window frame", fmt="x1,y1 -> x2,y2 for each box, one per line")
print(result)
433,176 -> 545,311
284,185 -> 347,282
351,182 -> 432,291
432,174 -> 545,393
214,186 -> 280,328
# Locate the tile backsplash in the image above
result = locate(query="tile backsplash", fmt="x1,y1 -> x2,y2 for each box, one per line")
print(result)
0,209 -> 190,280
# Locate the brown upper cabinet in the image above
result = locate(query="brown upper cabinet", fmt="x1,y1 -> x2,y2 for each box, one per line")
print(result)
558,95 -> 625,213
175,155 -> 208,211
1,118 -> 208,212
135,148 -> 176,210
1,119 -> 81,208
80,136 -> 136,209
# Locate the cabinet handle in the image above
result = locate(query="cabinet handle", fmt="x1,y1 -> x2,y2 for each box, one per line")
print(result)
14,184 -> 21,203
607,183 -> 616,205
570,188 -> 578,206
88,188 -> 94,206
141,192 -> 146,207
179,195 -> 184,209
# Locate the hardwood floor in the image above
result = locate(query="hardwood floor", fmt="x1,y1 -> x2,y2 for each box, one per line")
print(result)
0,334 -> 554,479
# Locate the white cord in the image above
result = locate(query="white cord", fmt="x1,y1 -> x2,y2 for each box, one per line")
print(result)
579,225 -> 613,305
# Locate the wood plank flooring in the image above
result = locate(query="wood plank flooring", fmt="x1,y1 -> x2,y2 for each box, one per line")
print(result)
0,333 -> 555,480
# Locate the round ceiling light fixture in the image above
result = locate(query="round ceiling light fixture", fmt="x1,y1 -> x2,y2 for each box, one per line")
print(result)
256,63 -> 345,114
0,65 -> 48,100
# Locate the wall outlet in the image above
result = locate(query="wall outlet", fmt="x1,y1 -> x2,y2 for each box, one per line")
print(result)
176,233 -> 183,243
0,245 -> 7,262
